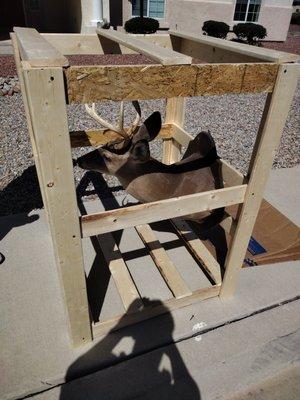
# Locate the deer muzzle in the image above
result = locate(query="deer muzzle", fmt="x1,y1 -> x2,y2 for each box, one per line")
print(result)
76,149 -> 107,173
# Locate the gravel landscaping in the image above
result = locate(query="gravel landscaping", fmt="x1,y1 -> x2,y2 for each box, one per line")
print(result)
0,53 -> 299,216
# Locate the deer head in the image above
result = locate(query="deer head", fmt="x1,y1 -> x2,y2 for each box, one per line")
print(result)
77,101 -> 162,177
76,101 -> 223,228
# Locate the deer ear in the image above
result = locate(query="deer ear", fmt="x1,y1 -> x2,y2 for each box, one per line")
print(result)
130,140 -> 150,161
133,111 -> 162,143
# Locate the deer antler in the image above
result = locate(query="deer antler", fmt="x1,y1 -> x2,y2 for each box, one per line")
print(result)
84,101 -> 142,140
129,101 -> 142,135
85,102 -> 128,139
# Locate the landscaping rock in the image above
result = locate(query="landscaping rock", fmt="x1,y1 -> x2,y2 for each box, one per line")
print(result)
0,76 -> 21,96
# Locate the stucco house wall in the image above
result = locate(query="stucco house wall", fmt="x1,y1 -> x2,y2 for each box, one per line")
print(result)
166,0 -> 233,34
121,0 -> 293,41
259,0 -> 293,41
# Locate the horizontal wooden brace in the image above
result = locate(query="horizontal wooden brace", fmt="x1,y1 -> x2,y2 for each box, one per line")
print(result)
170,123 -> 193,147
70,124 -> 173,147
92,285 -> 220,337
81,185 -> 247,238
65,63 -> 278,103
14,27 -> 69,67
221,160 -> 245,187
169,30 -> 300,64
96,28 -> 192,65
42,33 -> 174,55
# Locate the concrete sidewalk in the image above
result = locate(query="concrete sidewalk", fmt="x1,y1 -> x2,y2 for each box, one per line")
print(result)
0,167 -> 299,400
30,299 -> 300,400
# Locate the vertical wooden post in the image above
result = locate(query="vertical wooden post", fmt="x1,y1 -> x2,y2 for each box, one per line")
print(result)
23,66 -> 92,346
220,64 -> 299,298
163,97 -> 186,164
11,33 -> 49,213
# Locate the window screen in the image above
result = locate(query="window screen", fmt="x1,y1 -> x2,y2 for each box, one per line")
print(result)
132,0 -> 165,18
234,0 -> 261,22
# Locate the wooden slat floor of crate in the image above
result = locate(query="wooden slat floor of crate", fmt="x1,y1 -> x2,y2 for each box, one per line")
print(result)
81,190 -> 220,338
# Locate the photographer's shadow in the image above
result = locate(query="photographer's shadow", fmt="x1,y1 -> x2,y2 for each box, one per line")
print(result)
60,298 -> 201,400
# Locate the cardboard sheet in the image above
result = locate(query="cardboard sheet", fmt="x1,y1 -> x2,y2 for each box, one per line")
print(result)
201,199 -> 300,268
243,200 -> 300,267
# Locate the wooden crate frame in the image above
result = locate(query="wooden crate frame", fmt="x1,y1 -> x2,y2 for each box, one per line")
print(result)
11,27 -> 299,347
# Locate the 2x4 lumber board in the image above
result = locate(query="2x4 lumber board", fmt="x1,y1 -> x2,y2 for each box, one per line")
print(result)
162,138 -> 182,164
13,27 -> 69,67
169,30 -> 300,64
10,34 -> 48,216
23,67 -> 92,346
135,224 -> 192,298
170,123 -> 193,148
42,34 -> 108,55
98,233 -> 143,312
41,33 -> 173,55
65,63 -> 278,103
219,212 -> 237,237
96,28 -> 192,65
221,159 -> 245,187
93,285 -> 220,337
163,98 -> 186,164
81,185 -> 247,238
70,123 -> 173,148
171,219 -> 222,285
220,63 -> 300,299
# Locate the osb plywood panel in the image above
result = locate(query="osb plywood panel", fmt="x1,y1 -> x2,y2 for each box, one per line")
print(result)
196,64 -> 278,96
65,65 -> 198,103
196,64 -> 245,95
242,64 -> 279,93
65,63 -> 278,103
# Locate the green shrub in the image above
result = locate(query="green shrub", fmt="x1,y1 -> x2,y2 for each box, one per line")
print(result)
291,12 -> 300,25
124,17 -> 159,34
202,20 -> 230,39
233,23 -> 267,45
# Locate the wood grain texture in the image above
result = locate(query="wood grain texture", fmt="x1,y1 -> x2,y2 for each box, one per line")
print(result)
221,159 -> 245,187
163,98 -> 186,164
93,285 -> 220,337
98,233 -> 143,312
170,123 -> 194,147
242,64 -> 279,93
65,63 -> 278,103
10,33 -> 49,215
70,124 -> 173,147
96,28 -> 192,65
65,64 -> 197,103
196,64 -> 278,96
220,63 -> 300,298
170,30 -> 300,63
171,219 -> 222,285
23,67 -> 91,346
135,224 -> 192,298
42,33 -> 173,55
81,185 -> 247,238
14,27 -> 69,67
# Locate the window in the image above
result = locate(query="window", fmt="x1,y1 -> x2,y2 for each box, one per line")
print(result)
132,0 -> 165,19
234,0 -> 261,22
